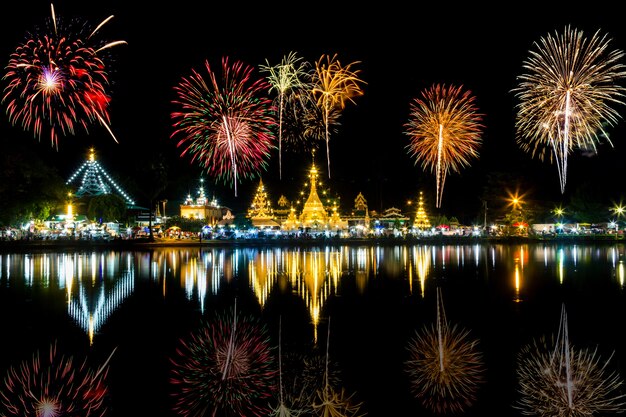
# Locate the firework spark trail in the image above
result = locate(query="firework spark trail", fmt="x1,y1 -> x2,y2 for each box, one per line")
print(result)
0,342 -> 116,417
404,84 -> 483,208
260,51 -> 311,179
2,3 -> 126,148
513,25 -> 626,194
310,317 -> 365,417
171,57 -> 276,197
515,303 -> 626,416
405,287 -> 485,414
169,302 -> 277,417
280,90 -> 337,155
311,54 -> 365,179
269,316 -> 306,417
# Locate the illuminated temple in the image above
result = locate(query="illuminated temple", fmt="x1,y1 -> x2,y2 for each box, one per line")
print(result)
180,178 -> 234,226
248,179 -> 280,229
281,163 -> 348,234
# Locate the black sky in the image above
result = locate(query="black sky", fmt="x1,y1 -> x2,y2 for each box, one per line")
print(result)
3,1 -> 626,222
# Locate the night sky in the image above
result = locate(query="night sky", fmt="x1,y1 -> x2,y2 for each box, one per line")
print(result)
2,1 -> 626,222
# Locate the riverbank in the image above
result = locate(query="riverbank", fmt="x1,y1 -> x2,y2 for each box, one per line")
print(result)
0,233 -> 624,252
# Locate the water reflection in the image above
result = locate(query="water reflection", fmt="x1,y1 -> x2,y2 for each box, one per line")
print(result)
0,252 -> 136,345
2,243 -> 626,415
1,242 -> 625,346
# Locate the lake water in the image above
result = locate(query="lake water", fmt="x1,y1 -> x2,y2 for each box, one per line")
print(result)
1,242 -> 626,416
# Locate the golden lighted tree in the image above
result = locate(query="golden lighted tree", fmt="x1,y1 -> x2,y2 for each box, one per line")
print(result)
413,191 -> 431,230
513,25 -> 626,194
311,54 -> 365,179
404,84 -> 483,208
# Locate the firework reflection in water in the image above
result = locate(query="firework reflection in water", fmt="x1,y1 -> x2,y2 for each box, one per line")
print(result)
515,303 -> 626,416
0,342 -> 116,417
169,299 -> 277,417
311,317 -> 365,417
405,287 -> 485,414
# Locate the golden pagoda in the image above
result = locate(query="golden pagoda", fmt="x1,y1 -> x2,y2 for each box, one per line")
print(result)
281,161 -> 348,234
247,179 -> 280,229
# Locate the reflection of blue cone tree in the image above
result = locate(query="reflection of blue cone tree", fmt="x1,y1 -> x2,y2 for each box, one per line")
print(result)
0,342 -> 116,417
169,299 -> 277,417
516,303 -> 626,416
405,287 -> 485,414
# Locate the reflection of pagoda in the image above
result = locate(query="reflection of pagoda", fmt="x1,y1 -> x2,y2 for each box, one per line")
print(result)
282,162 -> 347,234
66,148 -> 135,206
179,178 -> 233,226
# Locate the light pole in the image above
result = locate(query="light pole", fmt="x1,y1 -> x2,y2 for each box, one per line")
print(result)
610,204 -> 624,238
67,192 -> 75,239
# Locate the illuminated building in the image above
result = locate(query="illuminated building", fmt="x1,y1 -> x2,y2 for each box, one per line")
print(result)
247,179 -> 280,229
342,192 -> 371,235
281,163 -> 348,234
179,178 -> 233,227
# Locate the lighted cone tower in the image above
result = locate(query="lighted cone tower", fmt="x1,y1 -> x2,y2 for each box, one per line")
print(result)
248,179 -> 279,228
414,191 -> 431,230
66,148 -> 135,206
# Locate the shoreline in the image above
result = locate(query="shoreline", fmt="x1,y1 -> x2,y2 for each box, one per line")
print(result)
0,234 -> 624,252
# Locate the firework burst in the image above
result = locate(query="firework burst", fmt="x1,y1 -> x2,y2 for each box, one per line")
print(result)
405,287 -> 485,414
515,304 -> 626,416
279,90 -> 337,156
0,342 -> 116,417
404,83 -> 483,208
260,51 -> 311,179
2,3 -> 127,148
513,25 -> 626,194
171,56 -> 276,197
169,300 -> 278,417
311,54 -> 365,179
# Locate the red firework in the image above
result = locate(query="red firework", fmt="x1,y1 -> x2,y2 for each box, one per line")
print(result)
1,4 -> 126,148
0,342 -> 116,417
171,56 -> 277,196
